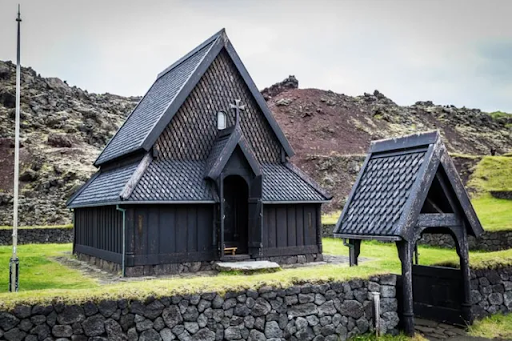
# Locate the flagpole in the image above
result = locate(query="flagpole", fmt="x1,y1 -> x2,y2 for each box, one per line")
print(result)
10,4 -> 21,293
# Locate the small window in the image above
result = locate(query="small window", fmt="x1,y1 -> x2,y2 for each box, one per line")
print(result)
217,111 -> 226,130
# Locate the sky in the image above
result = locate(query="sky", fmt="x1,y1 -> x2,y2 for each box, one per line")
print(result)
0,0 -> 511,113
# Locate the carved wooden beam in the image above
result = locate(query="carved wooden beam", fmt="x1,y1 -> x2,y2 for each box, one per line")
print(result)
416,213 -> 461,228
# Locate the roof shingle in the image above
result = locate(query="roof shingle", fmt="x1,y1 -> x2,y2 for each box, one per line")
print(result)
95,39 -> 215,165
338,151 -> 425,236
69,162 -> 139,207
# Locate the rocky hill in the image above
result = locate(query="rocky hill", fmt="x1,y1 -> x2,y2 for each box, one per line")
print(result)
264,76 -> 512,210
0,61 -> 139,225
0,62 -> 511,225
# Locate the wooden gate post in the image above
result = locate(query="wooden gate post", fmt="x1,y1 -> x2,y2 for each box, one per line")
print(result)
397,240 -> 415,336
457,226 -> 473,324
348,239 -> 361,267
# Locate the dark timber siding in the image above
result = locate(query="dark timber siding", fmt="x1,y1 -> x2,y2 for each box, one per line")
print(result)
125,204 -> 215,266
262,204 -> 321,256
74,206 -> 123,263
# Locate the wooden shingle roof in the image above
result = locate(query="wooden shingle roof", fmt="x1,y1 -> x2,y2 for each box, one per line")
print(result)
67,158 -> 330,207
334,131 -> 483,241
94,29 -> 294,167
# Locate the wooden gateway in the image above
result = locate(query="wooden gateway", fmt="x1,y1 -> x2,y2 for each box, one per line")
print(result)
67,29 -> 331,277
333,131 -> 483,336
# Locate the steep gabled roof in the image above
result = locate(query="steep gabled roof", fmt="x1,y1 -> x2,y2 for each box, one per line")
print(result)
205,126 -> 261,180
94,29 -> 294,166
333,131 -> 483,241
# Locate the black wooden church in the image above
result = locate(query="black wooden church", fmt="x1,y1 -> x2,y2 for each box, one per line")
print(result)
67,29 -> 331,276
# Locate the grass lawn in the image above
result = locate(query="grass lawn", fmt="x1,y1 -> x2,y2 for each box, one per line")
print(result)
471,194 -> 512,231
0,244 -> 96,292
468,156 -> 512,194
468,313 -> 512,339
1,239 -> 512,309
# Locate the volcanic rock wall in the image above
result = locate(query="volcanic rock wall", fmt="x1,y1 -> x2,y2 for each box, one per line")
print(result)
0,275 -> 399,341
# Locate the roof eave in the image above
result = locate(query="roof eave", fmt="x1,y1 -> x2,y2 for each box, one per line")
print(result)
69,200 -> 217,209
334,233 -> 402,242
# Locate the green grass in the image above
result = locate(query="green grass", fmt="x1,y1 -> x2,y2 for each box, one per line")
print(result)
468,156 -> 512,194
468,313 -> 512,339
322,211 -> 341,225
1,239 -> 512,309
0,224 -> 72,230
489,111 -> 511,120
471,194 -> 512,231
0,244 -> 96,292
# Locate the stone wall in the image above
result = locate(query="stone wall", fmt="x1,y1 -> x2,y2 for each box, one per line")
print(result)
78,253 -> 325,277
471,266 -> 512,318
0,227 -> 72,245
490,191 -> 512,200
0,275 -> 399,341
418,231 -> 512,252
323,225 -> 335,238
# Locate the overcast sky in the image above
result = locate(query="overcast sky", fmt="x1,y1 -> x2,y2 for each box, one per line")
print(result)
0,0 -> 511,112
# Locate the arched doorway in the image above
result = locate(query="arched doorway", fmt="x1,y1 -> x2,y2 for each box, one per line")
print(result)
223,175 -> 249,254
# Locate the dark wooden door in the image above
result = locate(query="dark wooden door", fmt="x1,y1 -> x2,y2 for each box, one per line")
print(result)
223,176 -> 249,254
412,265 -> 465,325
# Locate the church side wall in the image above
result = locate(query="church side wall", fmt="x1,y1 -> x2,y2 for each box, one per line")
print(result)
261,204 -> 322,261
124,204 -> 216,276
74,206 -> 123,265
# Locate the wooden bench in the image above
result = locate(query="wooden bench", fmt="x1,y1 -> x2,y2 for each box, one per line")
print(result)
224,247 -> 237,255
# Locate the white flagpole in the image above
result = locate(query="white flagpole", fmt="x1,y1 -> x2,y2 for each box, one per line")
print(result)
10,4 -> 21,293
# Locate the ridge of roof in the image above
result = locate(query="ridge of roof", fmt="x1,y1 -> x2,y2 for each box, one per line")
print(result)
369,130 -> 439,154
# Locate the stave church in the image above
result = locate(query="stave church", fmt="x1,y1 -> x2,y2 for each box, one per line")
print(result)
67,29 -> 331,276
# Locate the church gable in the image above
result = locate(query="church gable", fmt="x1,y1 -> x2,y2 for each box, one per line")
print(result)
154,49 -> 282,163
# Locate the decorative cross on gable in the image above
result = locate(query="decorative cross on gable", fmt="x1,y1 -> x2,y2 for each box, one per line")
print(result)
230,99 -> 246,125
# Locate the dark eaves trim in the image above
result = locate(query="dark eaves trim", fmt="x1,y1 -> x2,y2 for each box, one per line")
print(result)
369,130 -> 439,154
68,200 -> 217,209
334,233 -> 402,242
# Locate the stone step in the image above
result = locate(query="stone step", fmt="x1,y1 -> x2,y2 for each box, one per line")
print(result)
214,260 -> 281,273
